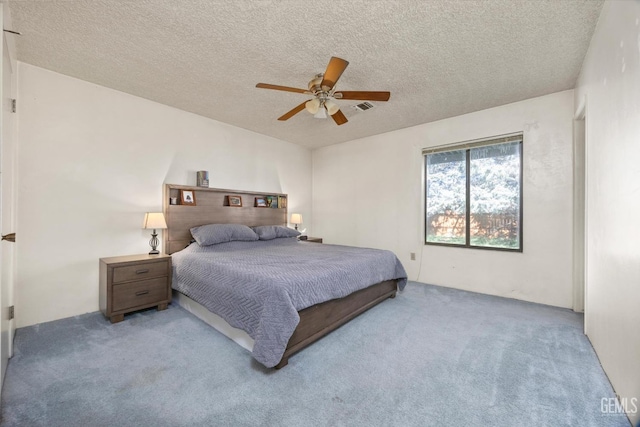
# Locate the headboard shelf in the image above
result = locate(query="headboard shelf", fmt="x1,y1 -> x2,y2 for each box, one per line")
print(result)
166,183 -> 287,197
163,184 -> 288,254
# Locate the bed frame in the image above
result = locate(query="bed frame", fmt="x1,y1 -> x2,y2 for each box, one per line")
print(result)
163,184 -> 398,368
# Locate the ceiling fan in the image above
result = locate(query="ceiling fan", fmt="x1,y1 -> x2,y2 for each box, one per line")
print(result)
256,56 -> 390,126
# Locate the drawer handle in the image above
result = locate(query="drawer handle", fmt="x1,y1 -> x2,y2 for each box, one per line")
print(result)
135,290 -> 150,296
135,269 -> 150,275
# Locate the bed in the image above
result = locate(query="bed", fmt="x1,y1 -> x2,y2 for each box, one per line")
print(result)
163,184 -> 407,368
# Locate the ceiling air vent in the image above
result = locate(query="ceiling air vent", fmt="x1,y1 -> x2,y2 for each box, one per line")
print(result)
354,102 -> 374,112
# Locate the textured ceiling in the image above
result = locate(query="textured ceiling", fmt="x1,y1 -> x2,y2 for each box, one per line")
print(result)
6,0 -> 603,149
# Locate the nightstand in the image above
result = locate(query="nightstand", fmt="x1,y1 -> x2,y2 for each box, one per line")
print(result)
302,237 -> 323,243
99,254 -> 172,323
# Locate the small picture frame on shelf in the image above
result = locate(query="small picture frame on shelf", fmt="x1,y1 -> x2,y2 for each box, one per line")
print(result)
179,190 -> 196,206
266,195 -> 278,208
227,195 -> 242,207
196,171 -> 209,188
278,196 -> 287,209
255,197 -> 267,207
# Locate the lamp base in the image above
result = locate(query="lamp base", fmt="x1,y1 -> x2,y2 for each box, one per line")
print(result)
149,230 -> 160,255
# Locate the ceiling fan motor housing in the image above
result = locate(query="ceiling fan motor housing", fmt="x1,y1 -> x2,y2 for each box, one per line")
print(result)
308,74 -> 324,93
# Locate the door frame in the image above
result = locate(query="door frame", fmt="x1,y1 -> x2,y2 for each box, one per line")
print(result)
573,96 -> 588,331
0,2 -> 17,391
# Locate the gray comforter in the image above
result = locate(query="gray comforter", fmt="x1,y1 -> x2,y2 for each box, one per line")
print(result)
171,238 -> 407,367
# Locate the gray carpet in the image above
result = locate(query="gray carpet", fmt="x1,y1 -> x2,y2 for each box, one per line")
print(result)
0,282 -> 630,427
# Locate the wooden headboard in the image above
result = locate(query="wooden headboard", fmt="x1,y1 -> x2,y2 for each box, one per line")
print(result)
163,184 -> 288,254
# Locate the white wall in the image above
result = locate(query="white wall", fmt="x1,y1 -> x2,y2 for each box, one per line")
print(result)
313,90 -> 575,308
574,1 -> 640,424
16,63 -> 312,327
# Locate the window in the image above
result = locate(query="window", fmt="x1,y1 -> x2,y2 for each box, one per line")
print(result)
424,134 -> 523,251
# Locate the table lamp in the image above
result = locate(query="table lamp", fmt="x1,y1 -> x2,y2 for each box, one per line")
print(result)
143,212 -> 167,255
290,213 -> 302,230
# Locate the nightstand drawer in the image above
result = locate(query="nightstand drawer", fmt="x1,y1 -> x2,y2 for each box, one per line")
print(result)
112,277 -> 168,312
113,261 -> 168,284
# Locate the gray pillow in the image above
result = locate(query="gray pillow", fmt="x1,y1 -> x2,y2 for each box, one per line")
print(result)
276,226 -> 301,238
253,225 -> 301,240
190,224 -> 258,246
252,225 -> 279,240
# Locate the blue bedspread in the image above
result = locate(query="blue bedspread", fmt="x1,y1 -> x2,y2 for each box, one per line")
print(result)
171,238 -> 407,367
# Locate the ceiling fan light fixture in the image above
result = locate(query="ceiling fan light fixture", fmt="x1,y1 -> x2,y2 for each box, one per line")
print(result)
314,106 -> 327,119
325,99 -> 339,116
305,98 -> 320,114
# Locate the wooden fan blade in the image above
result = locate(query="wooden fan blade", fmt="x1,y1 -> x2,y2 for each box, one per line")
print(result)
335,91 -> 390,101
256,83 -> 308,94
278,101 -> 309,121
331,109 -> 348,125
321,57 -> 349,91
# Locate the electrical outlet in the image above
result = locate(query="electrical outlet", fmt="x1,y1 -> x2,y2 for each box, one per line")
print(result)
410,252 -> 416,261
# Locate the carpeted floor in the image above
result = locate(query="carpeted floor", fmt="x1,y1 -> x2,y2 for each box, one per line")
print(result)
0,282 -> 631,427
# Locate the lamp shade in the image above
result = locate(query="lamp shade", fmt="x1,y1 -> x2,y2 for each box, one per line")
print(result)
313,107 -> 327,119
325,99 -> 339,116
143,212 -> 167,229
305,99 -> 320,114
290,213 -> 303,225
